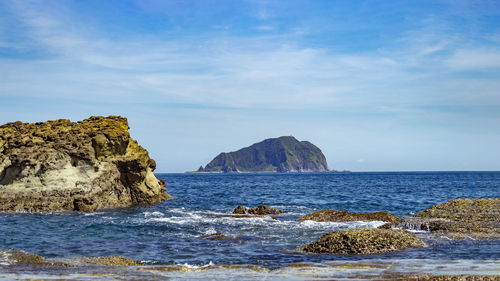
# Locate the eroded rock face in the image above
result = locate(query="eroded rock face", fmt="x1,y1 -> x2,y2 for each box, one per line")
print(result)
0,116 -> 171,212
298,209 -> 400,223
302,228 -> 426,255
380,198 -> 500,239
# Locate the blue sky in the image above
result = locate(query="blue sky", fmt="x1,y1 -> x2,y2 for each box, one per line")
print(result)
1,0 -> 499,172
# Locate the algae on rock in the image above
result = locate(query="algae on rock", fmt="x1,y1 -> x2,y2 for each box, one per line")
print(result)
380,198 -> 500,239
0,116 -> 170,212
303,228 -> 427,255
298,209 -> 400,223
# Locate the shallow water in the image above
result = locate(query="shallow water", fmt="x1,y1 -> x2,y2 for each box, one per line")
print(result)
1,172 -> 499,279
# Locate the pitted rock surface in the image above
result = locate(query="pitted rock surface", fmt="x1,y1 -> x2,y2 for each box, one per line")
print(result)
0,116 -> 170,212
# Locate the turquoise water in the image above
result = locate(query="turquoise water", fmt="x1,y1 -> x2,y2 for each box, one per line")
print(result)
0,172 -> 499,270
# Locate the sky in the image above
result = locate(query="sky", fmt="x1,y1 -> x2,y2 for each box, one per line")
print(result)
1,0 -> 499,172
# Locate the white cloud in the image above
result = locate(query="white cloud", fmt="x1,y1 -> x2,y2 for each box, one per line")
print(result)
2,0 -> 500,116
445,48 -> 500,70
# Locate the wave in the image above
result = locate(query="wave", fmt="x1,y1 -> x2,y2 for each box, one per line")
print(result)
137,209 -> 388,234
0,252 -> 11,266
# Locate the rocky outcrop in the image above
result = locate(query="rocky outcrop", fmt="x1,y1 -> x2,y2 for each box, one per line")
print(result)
298,209 -> 400,223
302,228 -> 426,255
198,136 -> 329,173
380,198 -> 500,239
232,205 -> 284,215
0,116 -> 170,212
0,250 -> 143,267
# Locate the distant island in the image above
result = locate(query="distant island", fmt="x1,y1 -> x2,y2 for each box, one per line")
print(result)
197,136 -> 329,173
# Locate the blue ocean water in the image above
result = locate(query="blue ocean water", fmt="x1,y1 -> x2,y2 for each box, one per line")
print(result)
0,172 -> 499,268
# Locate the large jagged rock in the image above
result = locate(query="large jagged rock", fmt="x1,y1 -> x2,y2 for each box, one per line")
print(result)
0,116 -> 171,212
198,136 -> 329,173
303,228 -> 426,255
298,209 -> 400,223
380,198 -> 500,239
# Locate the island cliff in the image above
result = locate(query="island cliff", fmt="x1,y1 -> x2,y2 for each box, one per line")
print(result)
198,136 -> 329,173
0,116 -> 171,212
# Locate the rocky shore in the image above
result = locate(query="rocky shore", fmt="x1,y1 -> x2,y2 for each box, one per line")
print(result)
299,198 -> 499,255
1,250 -> 497,280
0,116 -> 170,212
380,198 -> 500,239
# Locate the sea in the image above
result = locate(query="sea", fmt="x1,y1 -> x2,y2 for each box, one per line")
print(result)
0,172 -> 499,280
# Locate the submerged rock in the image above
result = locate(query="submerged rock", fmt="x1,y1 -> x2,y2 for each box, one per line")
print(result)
76,256 -> 143,266
200,232 -> 228,240
232,205 -> 283,215
0,116 -> 171,212
381,198 -> 500,239
0,250 -> 142,267
0,250 -> 72,267
298,209 -> 399,223
302,228 -> 426,255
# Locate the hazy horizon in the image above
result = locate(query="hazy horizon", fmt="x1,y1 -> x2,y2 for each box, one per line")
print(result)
1,0 -> 499,172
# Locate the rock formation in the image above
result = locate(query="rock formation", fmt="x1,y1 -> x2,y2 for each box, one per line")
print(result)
0,116 -> 170,212
298,209 -> 400,223
380,198 -> 500,239
0,250 -> 143,267
198,136 -> 329,173
233,205 -> 284,215
303,228 -> 426,255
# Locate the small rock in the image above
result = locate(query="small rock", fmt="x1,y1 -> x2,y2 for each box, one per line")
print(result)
248,205 -> 283,215
233,205 -> 283,215
233,205 -> 248,214
201,232 -> 228,240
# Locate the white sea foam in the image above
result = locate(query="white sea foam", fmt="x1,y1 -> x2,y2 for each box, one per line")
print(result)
143,211 -> 164,218
203,227 -> 217,235
403,228 -> 429,234
140,210 -> 388,236
0,252 -> 11,266
180,261 -> 215,269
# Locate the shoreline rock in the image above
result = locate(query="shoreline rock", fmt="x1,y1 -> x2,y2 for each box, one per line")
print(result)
0,116 -> 171,212
380,198 -> 500,239
298,209 -> 400,223
302,228 -> 427,255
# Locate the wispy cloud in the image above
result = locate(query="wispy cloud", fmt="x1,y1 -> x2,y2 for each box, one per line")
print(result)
2,0 -> 499,116
1,0 -> 500,171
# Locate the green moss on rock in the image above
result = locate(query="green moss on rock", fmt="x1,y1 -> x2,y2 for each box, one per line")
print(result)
0,250 -> 72,267
77,256 -> 144,266
382,198 -> 500,239
415,198 -> 500,223
298,209 -> 400,223
0,116 -> 171,212
303,228 -> 426,255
